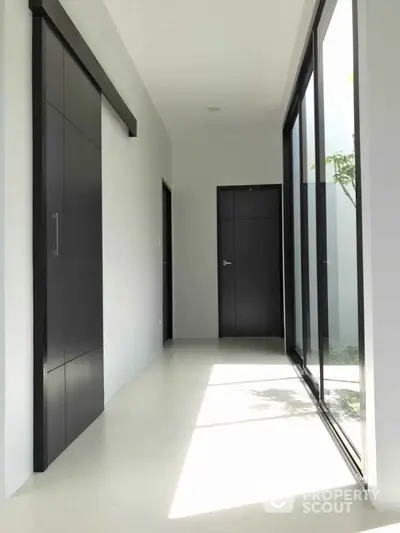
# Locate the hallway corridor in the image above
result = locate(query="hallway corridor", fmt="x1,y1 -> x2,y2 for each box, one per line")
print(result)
0,340 -> 399,532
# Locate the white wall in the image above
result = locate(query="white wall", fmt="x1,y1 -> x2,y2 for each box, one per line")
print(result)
2,0 -> 33,498
0,0 -> 171,499
102,100 -> 171,402
173,123 -> 282,339
281,0 -> 317,121
357,0 -> 400,508
0,0 -> 7,507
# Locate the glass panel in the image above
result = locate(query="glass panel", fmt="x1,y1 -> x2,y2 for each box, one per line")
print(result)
304,74 -> 320,384
320,0 -> 361,452
292,117 -> 303,354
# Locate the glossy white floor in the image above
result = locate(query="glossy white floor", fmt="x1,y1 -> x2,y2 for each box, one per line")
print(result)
1,339 -> 400,533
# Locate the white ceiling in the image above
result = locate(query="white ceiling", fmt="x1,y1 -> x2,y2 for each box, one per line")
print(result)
103,0 -> 316,138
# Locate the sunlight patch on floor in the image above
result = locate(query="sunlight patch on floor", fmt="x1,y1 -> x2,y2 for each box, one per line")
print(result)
208,363 -> 299,385
169,362 -> 355,519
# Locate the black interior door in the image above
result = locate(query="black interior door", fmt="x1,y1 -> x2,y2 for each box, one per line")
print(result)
218,185 -> 283,338
162,182 -> 173,343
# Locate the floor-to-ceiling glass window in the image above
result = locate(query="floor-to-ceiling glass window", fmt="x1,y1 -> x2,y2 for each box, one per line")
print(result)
319,0 -> 361,454
284,0 -> 363,473
302,73 -> 320,385
292,117 -> 303,355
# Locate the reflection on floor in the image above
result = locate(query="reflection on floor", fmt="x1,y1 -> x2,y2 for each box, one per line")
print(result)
307,363 -> 361,451
0,339 -> 399,532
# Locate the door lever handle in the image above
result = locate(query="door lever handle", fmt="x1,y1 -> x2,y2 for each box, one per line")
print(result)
222,260 -> 232,267
52,213 -> 59,256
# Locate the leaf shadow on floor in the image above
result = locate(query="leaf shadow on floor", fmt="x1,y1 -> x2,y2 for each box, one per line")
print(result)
247,387 -> 361,422
247,388 -> 316,417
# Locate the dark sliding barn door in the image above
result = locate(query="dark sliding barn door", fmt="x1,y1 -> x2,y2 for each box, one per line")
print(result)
217,185 -> 283,338
162,182 -> 173,343
33,19 -> 104,470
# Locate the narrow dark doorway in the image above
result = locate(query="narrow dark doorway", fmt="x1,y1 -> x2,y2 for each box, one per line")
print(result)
162,181 -> 173,343
217,185 -> 283,338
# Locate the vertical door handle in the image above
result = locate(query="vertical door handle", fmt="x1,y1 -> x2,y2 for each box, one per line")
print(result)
52,213 -> 59,256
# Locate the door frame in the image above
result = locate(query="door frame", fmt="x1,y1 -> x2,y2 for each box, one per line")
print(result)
216,184 -> 284,339
162,180 -> 173,343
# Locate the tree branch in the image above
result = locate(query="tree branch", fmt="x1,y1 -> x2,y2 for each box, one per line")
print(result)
338,181 -> 356,208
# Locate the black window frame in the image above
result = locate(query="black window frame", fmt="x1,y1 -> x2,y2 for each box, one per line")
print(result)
283,0 -> 365,480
